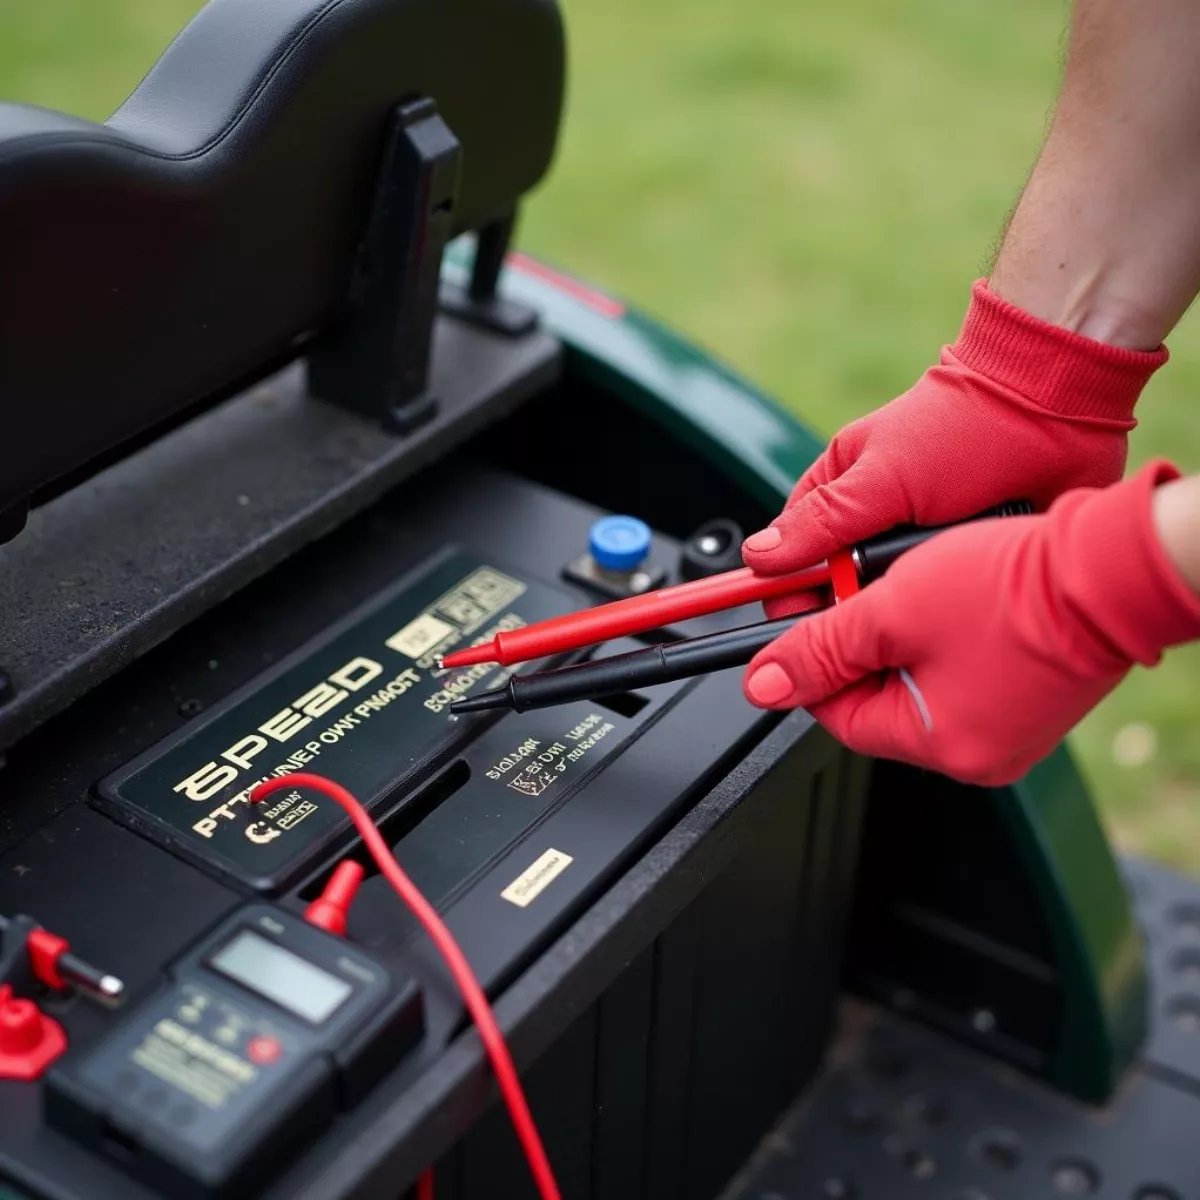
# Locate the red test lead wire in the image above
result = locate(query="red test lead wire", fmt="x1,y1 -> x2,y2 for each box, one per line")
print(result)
301,857 -> 434,1199
440,559 -> 831,670
250,774 -> 561,1200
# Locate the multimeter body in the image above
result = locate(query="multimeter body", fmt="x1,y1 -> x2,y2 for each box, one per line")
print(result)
45,906 -> 423,1199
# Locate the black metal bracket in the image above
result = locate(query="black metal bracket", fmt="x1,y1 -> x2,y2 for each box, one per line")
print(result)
440,210 -> 538,336
307,98 -> 461,434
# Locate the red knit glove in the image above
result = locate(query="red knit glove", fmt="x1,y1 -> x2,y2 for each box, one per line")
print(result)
742,461 -> 1200,786
742,281 -> 1167,597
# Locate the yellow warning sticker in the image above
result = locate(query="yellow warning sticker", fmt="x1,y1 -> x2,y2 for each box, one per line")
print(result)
500,848 -> 574,908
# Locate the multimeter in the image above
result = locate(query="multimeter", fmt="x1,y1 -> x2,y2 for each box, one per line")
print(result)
46,904 -> 423,1199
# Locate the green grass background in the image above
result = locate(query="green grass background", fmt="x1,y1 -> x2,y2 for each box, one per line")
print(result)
4,0 -> 1199,867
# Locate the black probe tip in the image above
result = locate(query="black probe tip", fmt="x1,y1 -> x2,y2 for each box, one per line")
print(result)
449,688 -> 513,715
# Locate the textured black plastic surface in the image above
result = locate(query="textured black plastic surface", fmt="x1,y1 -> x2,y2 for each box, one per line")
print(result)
0,0 -> 564,514
0,319 -> 560,752
1122,858 -> 1200,1097
420,741 -> 867,1200
727,861 -> 1200,1200
725,1001 -> 1198,1200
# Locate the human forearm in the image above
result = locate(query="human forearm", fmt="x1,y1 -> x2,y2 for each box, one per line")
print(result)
990,0 -> 1200,349
743,0 -> 1182,578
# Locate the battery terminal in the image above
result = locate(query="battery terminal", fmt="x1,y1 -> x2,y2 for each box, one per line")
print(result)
0,984 -> 66,1079
0,914 -> 125,1009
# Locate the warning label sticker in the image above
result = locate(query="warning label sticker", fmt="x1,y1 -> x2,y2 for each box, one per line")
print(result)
96,553 -> 575,892
500,848 -> 574,908
484,712 -> 616,800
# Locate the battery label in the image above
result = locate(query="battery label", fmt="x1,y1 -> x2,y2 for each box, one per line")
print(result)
96,553 -> 577,892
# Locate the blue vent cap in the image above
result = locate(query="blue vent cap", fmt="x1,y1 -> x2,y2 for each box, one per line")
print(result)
589,515 -> 651,572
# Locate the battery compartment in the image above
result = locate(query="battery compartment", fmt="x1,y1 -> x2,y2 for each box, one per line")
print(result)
0,458 -> 789,1200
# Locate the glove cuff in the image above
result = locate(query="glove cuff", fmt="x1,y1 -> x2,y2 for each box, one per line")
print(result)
1059,460 -> 1200,667
951,279 -> 1168,426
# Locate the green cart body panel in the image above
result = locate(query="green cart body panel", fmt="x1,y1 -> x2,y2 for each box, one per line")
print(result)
441,243 -> 1148,1101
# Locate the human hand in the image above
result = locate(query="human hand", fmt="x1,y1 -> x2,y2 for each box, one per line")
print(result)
741,460 -> 1200,786
742,281 -> 1167,603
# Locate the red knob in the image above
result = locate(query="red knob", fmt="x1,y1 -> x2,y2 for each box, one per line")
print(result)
0,985 -> 67,1079
0,992 -> 41,1054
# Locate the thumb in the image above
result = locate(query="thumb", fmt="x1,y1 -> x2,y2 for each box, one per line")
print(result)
742,463 -> 905,574
743,585 -> 896,710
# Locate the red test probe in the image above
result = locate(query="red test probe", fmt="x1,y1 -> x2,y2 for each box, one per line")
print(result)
441,559 -> 830,669
440,503 -> 1031,671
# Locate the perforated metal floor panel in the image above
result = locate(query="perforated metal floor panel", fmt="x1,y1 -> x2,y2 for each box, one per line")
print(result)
722,860 -> 1200,1200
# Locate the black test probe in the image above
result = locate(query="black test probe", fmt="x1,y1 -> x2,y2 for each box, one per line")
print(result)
451,502 -> 1032,716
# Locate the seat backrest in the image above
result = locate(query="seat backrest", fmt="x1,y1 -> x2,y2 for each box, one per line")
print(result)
0,0 -> 565,519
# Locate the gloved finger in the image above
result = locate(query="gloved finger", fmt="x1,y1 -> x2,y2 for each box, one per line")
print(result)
805,672 -> 933,763
743,584 -> 899,710
763,586 -> 829,620
779,451 -> 834,512
779,419 -> 871,511
742,462 -> 908,575
743,426 -> 871,570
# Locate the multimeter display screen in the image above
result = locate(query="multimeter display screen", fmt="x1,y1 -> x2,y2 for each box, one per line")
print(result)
210,930 -> 353,1024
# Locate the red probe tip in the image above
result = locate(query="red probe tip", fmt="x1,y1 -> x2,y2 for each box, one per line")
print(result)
440,644 -> 496,669
304,860 -> 365,937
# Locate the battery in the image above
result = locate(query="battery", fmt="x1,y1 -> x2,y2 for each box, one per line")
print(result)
45,904 -> 423,1199
96,550 -> 580,894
